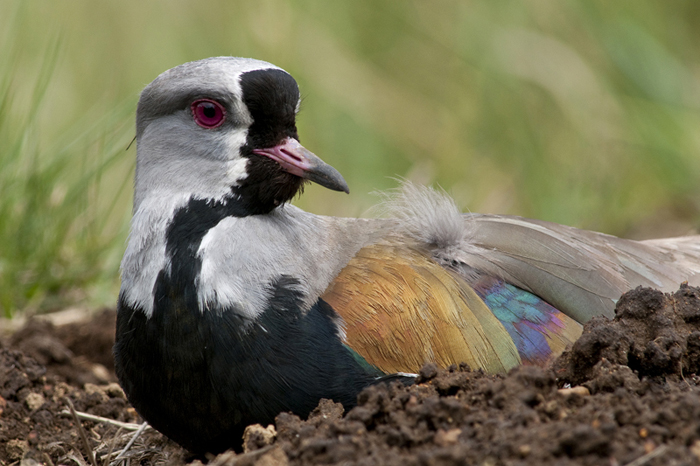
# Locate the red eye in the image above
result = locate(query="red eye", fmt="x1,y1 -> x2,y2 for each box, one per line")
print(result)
191,99 -> 226,128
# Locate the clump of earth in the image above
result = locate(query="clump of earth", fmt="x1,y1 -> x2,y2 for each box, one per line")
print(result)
2,285 -> 700,465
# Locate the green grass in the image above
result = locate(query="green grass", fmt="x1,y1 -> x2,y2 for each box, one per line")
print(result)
0,32 -> 133,317
1,0 -> 699,316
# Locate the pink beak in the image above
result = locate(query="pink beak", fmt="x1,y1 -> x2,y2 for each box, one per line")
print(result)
252,138 -> 349,193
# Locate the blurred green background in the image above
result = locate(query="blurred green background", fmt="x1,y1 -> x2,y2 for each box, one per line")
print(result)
2,0 -> 700,316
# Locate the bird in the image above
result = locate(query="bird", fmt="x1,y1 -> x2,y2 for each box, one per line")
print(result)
113,56 -> 700,454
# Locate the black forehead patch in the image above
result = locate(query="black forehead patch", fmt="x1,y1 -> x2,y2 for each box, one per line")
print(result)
239,69 -> 300,148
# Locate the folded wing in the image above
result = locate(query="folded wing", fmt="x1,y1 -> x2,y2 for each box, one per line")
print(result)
323,184 -> 700,374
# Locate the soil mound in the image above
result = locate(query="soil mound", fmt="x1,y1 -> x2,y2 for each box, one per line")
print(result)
3,288 -> 700,465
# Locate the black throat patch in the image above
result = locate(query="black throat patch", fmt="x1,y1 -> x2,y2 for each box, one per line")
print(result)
161,196 -> 246,310
234,68 -> 304,214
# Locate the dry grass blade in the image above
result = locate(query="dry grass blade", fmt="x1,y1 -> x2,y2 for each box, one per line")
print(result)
42,452 -> 56,466
90,422 -> 163,466
59,409 -> 148,431
100,426 -> 122,466
92,429 -> 136,465
114,422 -> 149,462
65,397 -> 99,466
60,451 -> 90,466
623,445 -> 670,466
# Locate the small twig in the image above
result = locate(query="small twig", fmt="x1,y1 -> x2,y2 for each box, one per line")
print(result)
623,445 -> 669,466
114,422 -> 149,461
59,409 -> 148,431
65,398 -> 99,466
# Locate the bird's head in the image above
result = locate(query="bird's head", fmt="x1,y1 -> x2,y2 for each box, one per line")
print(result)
133,57 -> 348,215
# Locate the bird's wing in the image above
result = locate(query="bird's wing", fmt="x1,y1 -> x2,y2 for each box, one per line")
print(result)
323,238 -> 522,374
454,215 -> 700,323
640,235 -> 700,275
321,236 -> 583,374
321,184 -> 699,373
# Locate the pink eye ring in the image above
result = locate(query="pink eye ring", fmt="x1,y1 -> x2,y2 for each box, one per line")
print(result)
191,99 -> 226,128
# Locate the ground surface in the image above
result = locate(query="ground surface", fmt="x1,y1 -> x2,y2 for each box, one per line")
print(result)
3,285 -> 700,465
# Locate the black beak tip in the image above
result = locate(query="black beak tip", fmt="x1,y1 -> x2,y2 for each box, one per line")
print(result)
307,165 -> 350,194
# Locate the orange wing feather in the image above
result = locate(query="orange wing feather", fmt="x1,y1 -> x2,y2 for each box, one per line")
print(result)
322,239 -> 522,374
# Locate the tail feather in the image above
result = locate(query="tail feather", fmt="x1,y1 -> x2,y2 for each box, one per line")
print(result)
641,236 -> 700,276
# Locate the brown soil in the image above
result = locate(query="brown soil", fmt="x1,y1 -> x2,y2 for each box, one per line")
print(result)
3,285 -> 700,465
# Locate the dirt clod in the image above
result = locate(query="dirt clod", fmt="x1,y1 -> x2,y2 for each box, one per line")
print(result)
243,424 -> 278,453
554,284 -> 700,387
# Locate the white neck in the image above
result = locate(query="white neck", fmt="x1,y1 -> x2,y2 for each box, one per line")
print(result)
120,198 -> 386,319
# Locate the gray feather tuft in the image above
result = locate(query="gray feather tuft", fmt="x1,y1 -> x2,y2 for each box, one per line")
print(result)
377,181 -> 472,251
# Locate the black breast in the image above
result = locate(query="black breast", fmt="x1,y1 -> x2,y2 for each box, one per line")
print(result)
113,199 -> 381,454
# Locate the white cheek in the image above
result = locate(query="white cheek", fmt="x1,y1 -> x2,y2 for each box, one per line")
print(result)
224,125 -> 251,184
226,157 -> 249,183
226,127 -> 249,154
